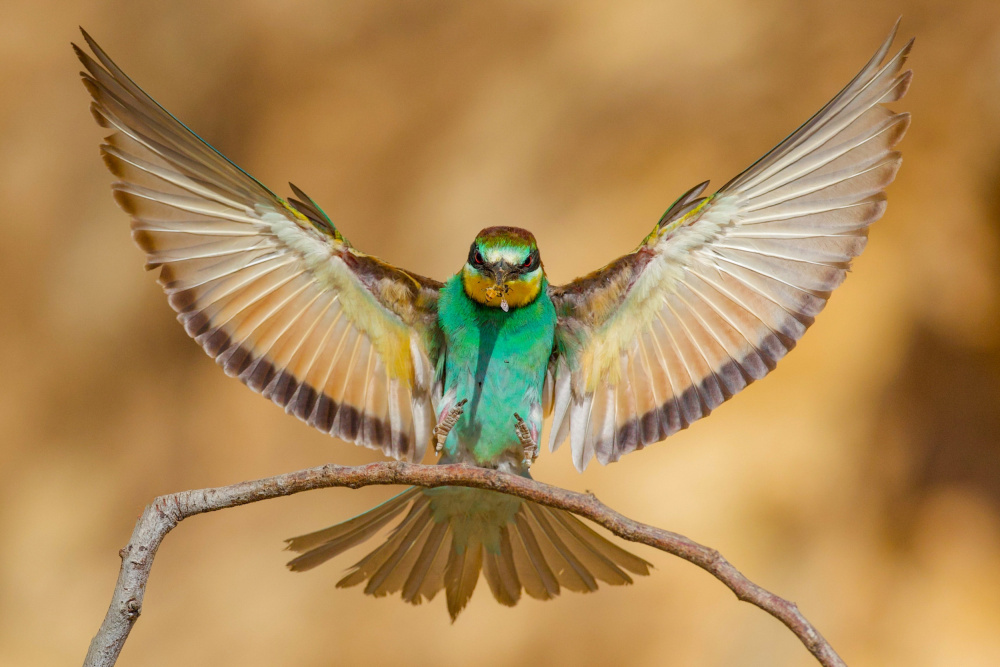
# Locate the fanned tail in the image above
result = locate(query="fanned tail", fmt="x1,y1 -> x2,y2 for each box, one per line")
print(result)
286,486 -> 651,620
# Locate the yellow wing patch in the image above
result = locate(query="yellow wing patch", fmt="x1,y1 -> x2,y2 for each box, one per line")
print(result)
76,30 -> 441,461
548,24 -> 912,469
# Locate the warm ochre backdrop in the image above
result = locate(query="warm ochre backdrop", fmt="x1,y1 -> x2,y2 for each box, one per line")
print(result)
2,1 -> 998,665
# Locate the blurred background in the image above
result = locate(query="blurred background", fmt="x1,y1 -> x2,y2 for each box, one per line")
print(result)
1,1 -> 998,665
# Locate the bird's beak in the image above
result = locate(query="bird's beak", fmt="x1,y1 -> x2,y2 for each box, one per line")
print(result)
493,265 -> 514,286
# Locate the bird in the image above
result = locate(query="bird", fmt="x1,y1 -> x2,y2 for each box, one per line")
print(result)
75,22 -> 911,620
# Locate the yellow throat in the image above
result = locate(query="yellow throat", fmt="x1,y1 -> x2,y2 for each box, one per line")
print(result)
462,270 -> 542,311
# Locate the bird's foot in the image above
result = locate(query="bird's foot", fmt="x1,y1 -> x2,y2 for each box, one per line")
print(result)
433,399 -> 467,454
514,412 -> 537,468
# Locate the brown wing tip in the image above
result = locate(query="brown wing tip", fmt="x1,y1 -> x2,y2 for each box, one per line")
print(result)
110,186 -> 136,215
898,36 -> 915,60
288,181 -> 310,202
889,69 -> 914,104
79,75 -> 100,99
156,262 -> 178,286
70,42 -> 86,63
88,103 -> 111,129
887,112 -> 911,148
99,145 -> 126,177
130,229 -> 157,253
78,27 -> 105,62
887,16 -> 902,44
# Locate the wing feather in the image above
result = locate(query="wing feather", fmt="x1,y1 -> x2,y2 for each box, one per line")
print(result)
77,31 -> 442,460
549,25 -> 911,468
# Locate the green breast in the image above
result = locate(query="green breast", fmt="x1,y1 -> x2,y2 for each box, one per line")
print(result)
437,274 -> 556,465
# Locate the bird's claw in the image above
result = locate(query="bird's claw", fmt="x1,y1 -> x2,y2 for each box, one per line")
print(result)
514,412 -> 537,468
433,399 -> 467,454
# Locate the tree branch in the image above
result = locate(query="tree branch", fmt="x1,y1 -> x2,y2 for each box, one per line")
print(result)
83,462 -> 846,667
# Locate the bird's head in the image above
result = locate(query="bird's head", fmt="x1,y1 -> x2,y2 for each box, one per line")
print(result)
462,226 -> 543,312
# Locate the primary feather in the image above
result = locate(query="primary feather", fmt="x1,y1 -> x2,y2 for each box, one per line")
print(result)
547,23 -> 912,469
75,29 -> 441,462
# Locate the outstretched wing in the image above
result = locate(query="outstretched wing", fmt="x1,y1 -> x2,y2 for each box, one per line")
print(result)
76,30 -> 442,461
548,24 -> 912,470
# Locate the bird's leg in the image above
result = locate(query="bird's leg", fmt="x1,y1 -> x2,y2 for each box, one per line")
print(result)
433,399 -> 467,454
514,412 -> 537,468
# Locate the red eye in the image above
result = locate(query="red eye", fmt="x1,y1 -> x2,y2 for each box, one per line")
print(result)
474,250 -> 484,265
522,256 -> 533,268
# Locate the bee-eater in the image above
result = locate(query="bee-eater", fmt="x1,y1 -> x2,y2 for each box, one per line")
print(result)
76,23 -> 911,620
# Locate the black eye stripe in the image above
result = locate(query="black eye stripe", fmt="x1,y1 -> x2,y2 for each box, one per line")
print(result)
467,245 -> 539,272
468,243 -> 484,266
519,249 -> 540,272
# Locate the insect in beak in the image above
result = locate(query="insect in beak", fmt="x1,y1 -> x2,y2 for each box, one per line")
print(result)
485,282 -> 511,312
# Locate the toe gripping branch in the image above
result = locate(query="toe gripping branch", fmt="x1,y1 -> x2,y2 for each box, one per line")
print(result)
433,399 -> 467,454
514,413 -> 537,468
431,400 -> 537,469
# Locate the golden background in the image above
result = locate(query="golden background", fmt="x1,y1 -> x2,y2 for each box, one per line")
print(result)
2,1 -> 999,665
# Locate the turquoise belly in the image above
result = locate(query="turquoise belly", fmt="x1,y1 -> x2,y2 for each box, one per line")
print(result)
436,275 -> 556,465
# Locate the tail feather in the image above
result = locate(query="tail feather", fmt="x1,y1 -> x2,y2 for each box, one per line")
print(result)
512,512 -> 561,599
401,521 -> 449,604
545,508 -> 638,585
415,527 -> 452,603
552,510 -> 652,575
542,507 -> 630,585
525,503 -> 598,591
364,509 -> 433,596
285,488 -> 420,569
330,496 -> 430,587
482,537 -> 521,607
286,486 -> 652,620
495,526 -> 523,602
445,535 -> 483,618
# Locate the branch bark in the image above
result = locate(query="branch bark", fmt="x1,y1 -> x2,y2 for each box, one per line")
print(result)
83,462 -> 846,667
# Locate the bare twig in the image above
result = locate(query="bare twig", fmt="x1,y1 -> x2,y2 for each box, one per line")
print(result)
83,462 -> 846,667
